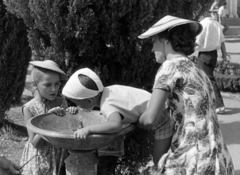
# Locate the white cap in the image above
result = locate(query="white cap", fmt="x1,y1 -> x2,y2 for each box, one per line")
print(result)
62,68 -> 104,99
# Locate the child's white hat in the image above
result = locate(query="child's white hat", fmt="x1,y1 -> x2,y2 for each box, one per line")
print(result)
62,68 -> 104,99
30,60 -> 67,81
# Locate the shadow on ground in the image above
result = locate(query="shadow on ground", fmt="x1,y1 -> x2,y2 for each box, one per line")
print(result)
227,52 -> 240,55
0,119 -> 28,138
221,107 -> 240,115
219,120 -> 240,145
235,170 -> 240,175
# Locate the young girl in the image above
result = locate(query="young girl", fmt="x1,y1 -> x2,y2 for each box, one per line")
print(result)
20,60 -> 77,175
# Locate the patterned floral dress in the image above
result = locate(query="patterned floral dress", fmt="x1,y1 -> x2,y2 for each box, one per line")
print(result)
153,57 -> 234,175
20,98 -> 68,175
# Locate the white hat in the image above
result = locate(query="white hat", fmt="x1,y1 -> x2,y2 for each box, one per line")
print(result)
138,15 -> 202,39
30,60 -> 67,81
62,68 -> 104,99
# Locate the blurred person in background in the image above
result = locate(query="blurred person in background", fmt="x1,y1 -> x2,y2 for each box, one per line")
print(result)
195,12 -> 229,114
218,1 -> 229,34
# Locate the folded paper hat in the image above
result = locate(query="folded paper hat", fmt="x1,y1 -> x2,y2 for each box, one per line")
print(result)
62,68 -> 104,99
138,15 -> 202,39
30,60 -> 67,81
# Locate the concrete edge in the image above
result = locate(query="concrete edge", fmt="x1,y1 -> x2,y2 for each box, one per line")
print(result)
225,38 -> 240,43
221,92 -> 240,101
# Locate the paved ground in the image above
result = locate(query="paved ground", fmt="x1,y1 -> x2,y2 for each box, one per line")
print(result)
222,41 -> 240,64
218,98 -> 240,175
220,41 -> 240,175
221,40 -> 240,175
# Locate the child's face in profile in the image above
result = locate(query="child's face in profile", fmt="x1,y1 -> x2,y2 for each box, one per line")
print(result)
69,98 -> 94,110
37,71 -> 61,100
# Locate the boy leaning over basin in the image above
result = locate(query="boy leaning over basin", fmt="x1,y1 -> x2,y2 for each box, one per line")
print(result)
62,68 -> 175,167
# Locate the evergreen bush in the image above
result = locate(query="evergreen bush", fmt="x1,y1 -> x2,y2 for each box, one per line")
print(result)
215,73 -> 240,92
4,0 -> 212,173
214,61 -> 240,92
189,55 -> 240,92
215,61 -> 240,76
0,1 -> 31,123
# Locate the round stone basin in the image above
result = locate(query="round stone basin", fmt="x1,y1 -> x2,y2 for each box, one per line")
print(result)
27,110 -> 135,150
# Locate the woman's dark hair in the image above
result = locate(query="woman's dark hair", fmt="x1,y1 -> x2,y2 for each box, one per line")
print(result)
78,74 -> 98,90
158,23 -> 197,55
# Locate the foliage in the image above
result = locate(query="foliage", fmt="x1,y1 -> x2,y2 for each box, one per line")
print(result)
215,73 -> 240,92
116,128 -> 154,174
215,61 -> 240,76
4,0 -> 212,173
0,1 -> 31,123
189,56 -> 240,93
214,61 -> 240,92
3,0 -> 213,88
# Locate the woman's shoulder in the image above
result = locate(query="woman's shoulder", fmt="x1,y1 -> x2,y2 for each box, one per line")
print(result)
159,57 -> 195,75
162,57 -> 188,67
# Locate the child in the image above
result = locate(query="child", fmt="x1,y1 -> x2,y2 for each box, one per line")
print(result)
62,68 -> 175,166
20,60 -> 77,175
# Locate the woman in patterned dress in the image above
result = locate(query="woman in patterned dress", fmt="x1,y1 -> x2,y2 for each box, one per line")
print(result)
20,60 -> 77,175
138,15 -> 234,175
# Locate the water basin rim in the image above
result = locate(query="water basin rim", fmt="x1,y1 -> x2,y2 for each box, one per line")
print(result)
26,115 -> 136,139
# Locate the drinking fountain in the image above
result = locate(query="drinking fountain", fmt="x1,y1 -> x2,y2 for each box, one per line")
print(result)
27,110 -> 135,175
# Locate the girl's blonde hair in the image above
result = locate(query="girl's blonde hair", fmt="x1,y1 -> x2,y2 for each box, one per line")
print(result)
30,67 -> 60,96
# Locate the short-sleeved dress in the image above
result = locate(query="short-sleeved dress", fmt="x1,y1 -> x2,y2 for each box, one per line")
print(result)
20,98 -> 68,175
154,57 -> 234,174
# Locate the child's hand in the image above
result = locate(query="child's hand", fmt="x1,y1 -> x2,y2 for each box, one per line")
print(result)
48,107 -> 64,116
65,106 -> 78,114
74,127 -> 91,140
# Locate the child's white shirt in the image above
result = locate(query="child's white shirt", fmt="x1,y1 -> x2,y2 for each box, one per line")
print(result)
100,85 -> 151,123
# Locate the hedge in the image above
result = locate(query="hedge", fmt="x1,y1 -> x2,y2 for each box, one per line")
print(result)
190,55 -> 240,93
0,1 -> 31,123
215,61 -> 240,92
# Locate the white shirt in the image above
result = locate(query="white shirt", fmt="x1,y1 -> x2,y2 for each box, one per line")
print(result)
100,85 -> 151,123
195,17 -> 225,52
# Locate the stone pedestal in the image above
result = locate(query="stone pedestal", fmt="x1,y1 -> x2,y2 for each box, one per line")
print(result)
65,150 -> 98,175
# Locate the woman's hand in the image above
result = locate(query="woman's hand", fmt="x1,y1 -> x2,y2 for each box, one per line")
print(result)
65,106 -> 78,114
0,157 -> 19,174
48,107 -> 64,116
222,54 -> 231,62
